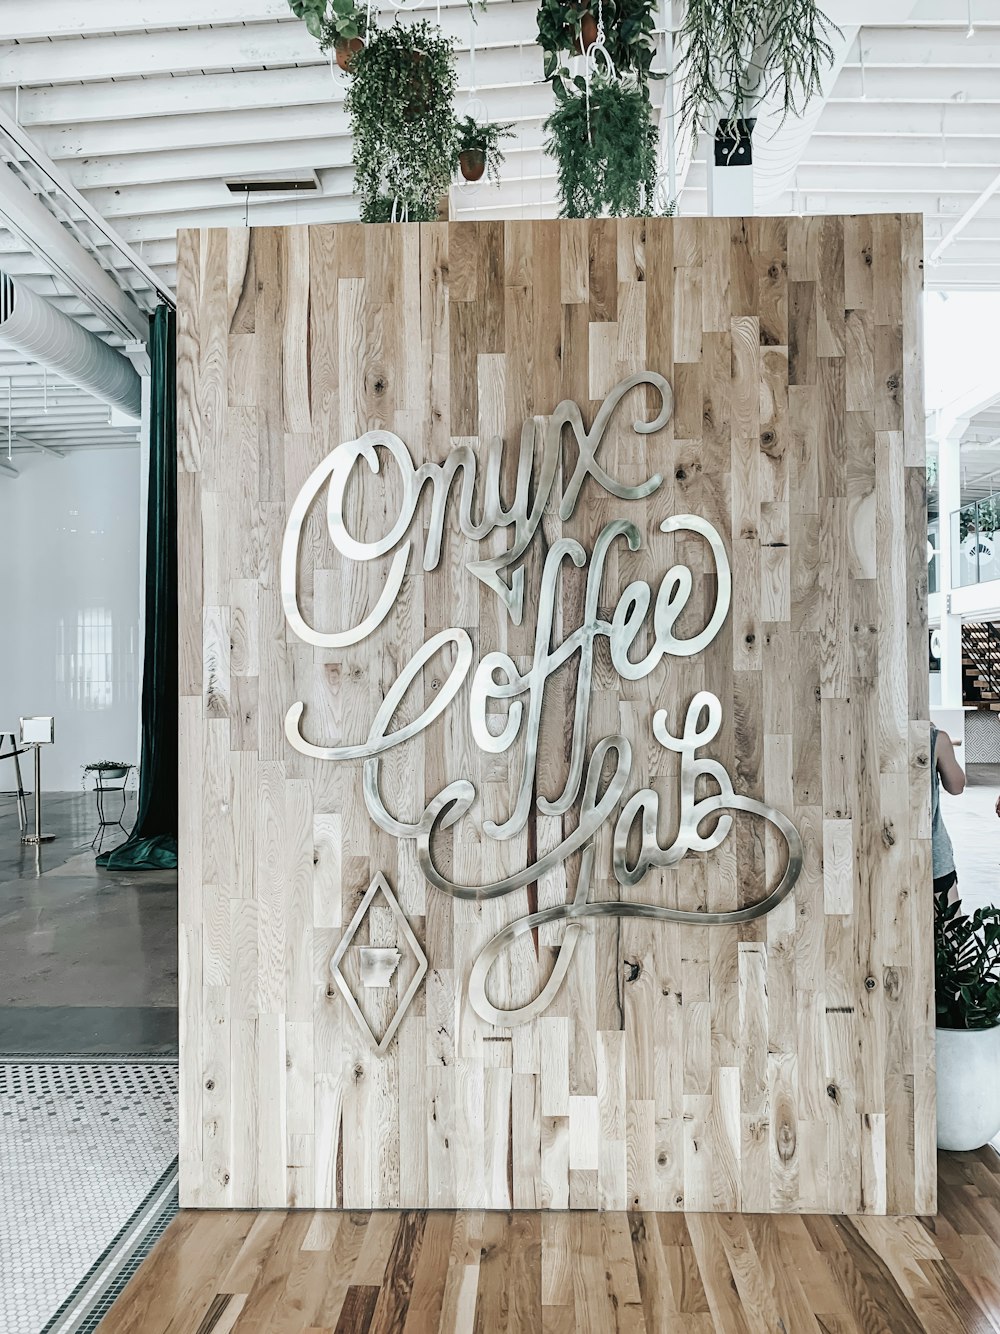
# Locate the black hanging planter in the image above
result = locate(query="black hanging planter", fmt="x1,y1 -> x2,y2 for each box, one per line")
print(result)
714,117 -> 755,166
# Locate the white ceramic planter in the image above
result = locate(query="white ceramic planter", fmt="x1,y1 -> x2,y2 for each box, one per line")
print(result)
936,1023 -> 1000,1151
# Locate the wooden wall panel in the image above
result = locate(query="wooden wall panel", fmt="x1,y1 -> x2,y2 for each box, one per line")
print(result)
177,217 -> 932,1214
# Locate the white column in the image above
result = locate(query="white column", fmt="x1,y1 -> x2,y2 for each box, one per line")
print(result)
706,120 -> 754,216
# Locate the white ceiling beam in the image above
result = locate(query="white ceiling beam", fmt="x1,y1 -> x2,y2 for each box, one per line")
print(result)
0,6 -> 554,86
3,0 -> 292,38
0,408 -> 120,425
833,64 -> 1000,102
83,139 -> 551,217
5,0 -> 985,38
712,185 -> 1000,219
817,101 -> 1000,136
0,424 -> 138,440
2,0 -> 491,39
0,104 -> 173,307
4,67 -> 338,126
36,76 -> 566,160
927,217 -> 1000,240
0,164 -> 150,342
856,27 -> 1000,65
10,431 -> 66,457
773,162 -> 1000,194
6,49 -> 546,129
800,135 -> 1000,167
930,167 -> 1000,263
73,137 -> 355,191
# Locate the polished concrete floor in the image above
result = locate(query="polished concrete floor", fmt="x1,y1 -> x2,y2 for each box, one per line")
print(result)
0,790 -> 177,1054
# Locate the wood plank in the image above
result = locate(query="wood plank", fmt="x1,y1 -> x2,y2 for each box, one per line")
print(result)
177,217 -> 929,1217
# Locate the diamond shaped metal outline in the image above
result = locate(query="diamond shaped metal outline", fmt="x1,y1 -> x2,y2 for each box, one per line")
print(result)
329,871 -> 428,1057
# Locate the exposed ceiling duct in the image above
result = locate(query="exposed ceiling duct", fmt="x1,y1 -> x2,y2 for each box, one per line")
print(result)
0,270 -> 142,421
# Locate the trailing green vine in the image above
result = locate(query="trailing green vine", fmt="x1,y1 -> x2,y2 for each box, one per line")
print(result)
544,73 -> 658,218
346,20 -> 458,222
675,0 -> 840,134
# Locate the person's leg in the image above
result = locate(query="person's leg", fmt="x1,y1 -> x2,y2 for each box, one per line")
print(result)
933,869 -> 959,907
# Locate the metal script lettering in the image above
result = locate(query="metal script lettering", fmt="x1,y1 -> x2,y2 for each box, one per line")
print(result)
281,372 -> 803,1043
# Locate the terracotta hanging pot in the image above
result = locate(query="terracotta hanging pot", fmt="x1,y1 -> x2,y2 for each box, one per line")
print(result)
576,11 -> 599,53
334,36 -> 364,71
459,149 -> 487,183
403,49 -> 428,118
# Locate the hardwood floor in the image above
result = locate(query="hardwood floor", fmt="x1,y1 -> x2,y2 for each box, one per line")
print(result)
98,1151 -> 1000,1333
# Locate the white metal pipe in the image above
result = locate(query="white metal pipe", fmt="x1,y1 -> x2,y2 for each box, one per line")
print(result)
0,270 -> 141,420
930,167 -> 1000,265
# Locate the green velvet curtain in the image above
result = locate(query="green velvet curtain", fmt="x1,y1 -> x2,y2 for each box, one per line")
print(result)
98,306 -> 178,870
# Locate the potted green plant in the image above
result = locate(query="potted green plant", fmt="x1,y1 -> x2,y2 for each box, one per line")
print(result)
347,20 -> 458,222
81,760 -> 133,788
675,0 -> 840,136
935,887 -> 1000,1150
536,0 -> 660,85
455,114 -> 515,184
318,0 -> 369,71
544,72 -> 658,218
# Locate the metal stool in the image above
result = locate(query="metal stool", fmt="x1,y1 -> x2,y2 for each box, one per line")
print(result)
0,732 -> 29,832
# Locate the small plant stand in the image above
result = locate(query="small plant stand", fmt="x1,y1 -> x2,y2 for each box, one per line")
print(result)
90,766 -> 134,851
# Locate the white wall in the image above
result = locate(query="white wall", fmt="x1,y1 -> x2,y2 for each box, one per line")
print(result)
0,447 -> 140,791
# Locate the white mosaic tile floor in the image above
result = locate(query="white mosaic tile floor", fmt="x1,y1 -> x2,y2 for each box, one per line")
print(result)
0,1060 -> 178,1334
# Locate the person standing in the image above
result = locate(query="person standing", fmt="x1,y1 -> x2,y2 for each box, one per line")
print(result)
932,724 -> 966,904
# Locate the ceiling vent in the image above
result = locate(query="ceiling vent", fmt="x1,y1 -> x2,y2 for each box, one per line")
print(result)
223,171 -> 321,197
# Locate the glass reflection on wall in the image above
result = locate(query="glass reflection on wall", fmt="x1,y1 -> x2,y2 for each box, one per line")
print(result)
56,609 -> 138,711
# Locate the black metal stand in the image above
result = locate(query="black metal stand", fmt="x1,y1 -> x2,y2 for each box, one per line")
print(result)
0,732 -> 28,832
91,768 -> 134,851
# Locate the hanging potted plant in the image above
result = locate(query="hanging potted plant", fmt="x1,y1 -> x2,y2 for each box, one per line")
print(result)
675,0 -> 840,138
935,888 -> 1000,1150
536,0 -> 660,85
544,71 -> 658,218
347,20 -> 458,223
317,0 -> 370,71
455,114 -> 514,184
